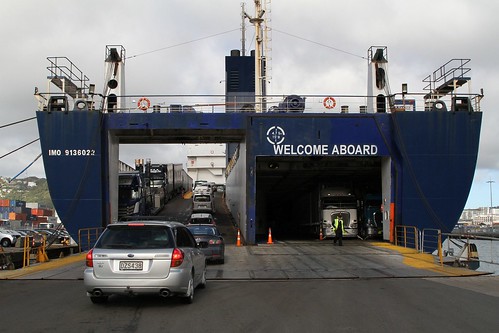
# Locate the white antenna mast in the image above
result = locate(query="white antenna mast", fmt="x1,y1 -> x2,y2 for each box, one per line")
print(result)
245,0 -> 266,113
262,0 -> 272,94
241,2 -> 247,56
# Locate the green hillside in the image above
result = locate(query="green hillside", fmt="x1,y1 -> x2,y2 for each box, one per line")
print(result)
0,176 -> 53,209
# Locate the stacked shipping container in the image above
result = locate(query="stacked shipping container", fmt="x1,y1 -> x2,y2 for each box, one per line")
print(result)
0,200 -> 53,222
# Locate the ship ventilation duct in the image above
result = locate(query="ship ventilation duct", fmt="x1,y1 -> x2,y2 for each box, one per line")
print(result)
103,45 -> 126,113
367,46 -> 393,113
47,96 -> 68,113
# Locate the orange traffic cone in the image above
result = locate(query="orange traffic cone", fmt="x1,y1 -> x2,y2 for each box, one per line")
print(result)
236,229 -> 242,247
319,228 -> 324,241
267,228 -> 273,244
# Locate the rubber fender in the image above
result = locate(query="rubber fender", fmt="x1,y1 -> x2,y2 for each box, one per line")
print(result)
431,100 -> 447,112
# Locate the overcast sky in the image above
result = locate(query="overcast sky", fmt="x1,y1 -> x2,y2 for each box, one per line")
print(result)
0,0 -> 497,209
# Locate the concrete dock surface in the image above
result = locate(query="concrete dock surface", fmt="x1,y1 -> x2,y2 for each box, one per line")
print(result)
1,239 -> 497,298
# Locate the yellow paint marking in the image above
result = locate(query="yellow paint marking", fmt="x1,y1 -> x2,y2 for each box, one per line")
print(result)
0,253 -> 86,279
370,242 -> 486,276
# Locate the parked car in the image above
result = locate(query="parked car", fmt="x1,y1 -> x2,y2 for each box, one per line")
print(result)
35,229 -> 70,245
186,224 -> 225,264
0,229 -> 21,247
84,220 -> 207,304
187,213 -> 216,225
16,229 -> 45,247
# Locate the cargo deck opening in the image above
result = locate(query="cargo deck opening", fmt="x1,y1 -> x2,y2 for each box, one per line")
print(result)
255,156 -> 383,242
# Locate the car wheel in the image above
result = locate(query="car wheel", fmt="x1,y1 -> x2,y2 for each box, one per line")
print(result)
198,267 -> 207,289
90,296 -> 108,304
182,274 -> 194,304
1,238 -> 11,247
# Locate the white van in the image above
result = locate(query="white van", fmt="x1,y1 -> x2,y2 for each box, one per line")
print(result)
192,194 -> 215,214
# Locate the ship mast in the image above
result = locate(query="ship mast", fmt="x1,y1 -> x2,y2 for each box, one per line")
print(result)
241,2 -> 246,56
245,0 -> 266,113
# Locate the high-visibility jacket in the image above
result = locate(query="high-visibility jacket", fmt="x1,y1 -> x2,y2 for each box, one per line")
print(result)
333,217 -> 345,233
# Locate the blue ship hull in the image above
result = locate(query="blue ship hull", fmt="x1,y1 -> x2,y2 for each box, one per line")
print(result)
36,110 -> 481,244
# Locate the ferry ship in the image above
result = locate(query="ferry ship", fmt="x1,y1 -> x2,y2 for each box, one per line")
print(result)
34,9 -> 483,246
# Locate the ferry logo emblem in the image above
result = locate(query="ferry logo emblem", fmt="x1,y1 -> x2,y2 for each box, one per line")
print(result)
267,126 -> 285,145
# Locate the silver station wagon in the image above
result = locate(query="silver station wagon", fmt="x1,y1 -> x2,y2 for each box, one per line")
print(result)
84,221 -> 207,304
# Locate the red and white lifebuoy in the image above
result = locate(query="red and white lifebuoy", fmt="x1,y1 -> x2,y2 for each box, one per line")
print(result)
323,96 -> 336,109
137,97 -> 151,111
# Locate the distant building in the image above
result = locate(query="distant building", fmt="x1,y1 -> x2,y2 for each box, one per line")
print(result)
459,207 -> 498,226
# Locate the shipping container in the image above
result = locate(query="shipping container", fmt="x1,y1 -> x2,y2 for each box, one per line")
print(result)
36,216 -> 48,223
9,200 -> 26,208
26,202 -> 40,209
31,208 -> 54,217
9,212 -> 27,221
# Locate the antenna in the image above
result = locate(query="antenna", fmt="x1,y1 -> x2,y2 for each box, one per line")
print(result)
241,2 -> 246,56
245,0 -> 267,113
262,0 -> 272,92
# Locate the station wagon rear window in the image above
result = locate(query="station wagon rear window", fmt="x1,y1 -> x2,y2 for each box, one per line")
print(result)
193,195 -> 211,202
95,225 -> 173,249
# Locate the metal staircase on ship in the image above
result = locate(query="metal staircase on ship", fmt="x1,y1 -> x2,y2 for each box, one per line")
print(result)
36,57 -> 93,112
423,59 -> 481,112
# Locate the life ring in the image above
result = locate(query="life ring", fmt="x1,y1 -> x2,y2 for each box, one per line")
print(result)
137,97 -> 151,111
323,96 -> 336,109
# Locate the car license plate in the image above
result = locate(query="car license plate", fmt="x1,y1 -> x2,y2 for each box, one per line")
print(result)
119,261 -> 143,271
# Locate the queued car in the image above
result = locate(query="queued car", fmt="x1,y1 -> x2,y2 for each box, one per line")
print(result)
84,220 -> 207,304
192,193 -> 215,214
186,224 -> 225,264
0,229 -> 21,247
187,213 -> 216,225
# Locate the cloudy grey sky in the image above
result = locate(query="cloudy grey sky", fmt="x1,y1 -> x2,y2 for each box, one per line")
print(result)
0,0 -> 497,209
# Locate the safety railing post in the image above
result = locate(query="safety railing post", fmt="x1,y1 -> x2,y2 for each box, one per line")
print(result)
403,228 -> 407,248
22,236 -> 30,268
438,230 -> 443,266
415,227 -> 419,251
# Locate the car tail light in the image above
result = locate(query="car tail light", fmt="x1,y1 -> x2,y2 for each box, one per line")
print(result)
209,239 -> 222,245
171,248 -> 184,267
86,249 -> 93,267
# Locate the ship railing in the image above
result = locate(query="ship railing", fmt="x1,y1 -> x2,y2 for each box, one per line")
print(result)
19,236 -> 49,268
78,227 -> 104,253
35,92 -> 483,114
395,225 -> 419,250
438,232 -> 499,271
46,56 -> 90,98
107,93 -> 416,114
395,226 -> 498,272
420,228 -> 442,254
423,59 -> 471,92
112,92 -> 481,114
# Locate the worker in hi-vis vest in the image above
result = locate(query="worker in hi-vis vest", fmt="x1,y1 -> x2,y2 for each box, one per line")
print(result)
333,216 -> 345,246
